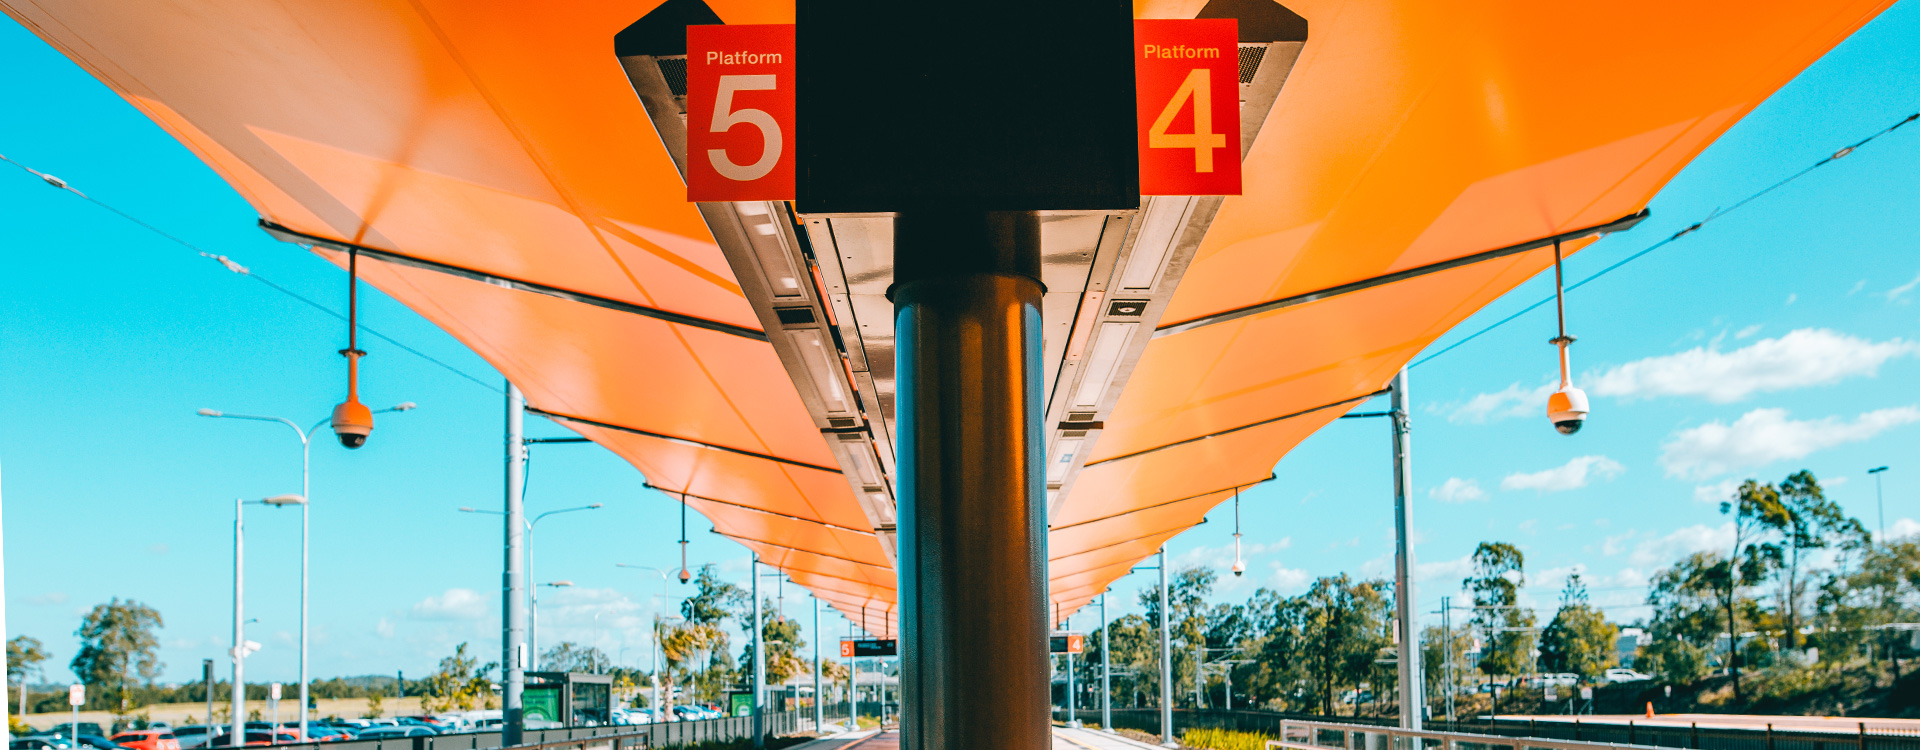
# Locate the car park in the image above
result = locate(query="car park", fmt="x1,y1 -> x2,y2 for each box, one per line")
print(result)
1603,668 -> 1653,684
354,727 -> 437,740
14,738 -> 70,750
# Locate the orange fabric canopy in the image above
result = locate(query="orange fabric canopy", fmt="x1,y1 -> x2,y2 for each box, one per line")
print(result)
2,0 -> 1890,626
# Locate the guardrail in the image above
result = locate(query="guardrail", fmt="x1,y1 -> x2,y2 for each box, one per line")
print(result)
267,712 -> 810,750
1272,719 -> 1920,750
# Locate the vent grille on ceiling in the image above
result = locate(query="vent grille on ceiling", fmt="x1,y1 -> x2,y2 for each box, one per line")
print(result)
1236,45 -> 1267,84
657,57 -> 689,96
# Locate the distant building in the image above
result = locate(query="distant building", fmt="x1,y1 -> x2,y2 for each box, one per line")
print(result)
1616,628 -> 1646,667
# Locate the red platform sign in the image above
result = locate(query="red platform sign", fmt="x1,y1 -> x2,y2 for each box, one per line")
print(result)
1134,19 -> 1240,196
686,24 -> 796,201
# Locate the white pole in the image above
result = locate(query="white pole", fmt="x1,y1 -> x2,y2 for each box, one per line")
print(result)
750,556 -> 764,747
813,598 -> 823,731
1100,592 -> 1112,734
231,498 -> 245,746
0,457 -> 9,748
1391,368 -> 1424,730
298,436 -> 311,741
1158,547 -> 1174,748
503,384 -> 527,746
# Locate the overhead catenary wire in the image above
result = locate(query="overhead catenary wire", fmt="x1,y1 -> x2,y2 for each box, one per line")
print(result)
1412,110 -> 1919,369
0,152 -> 505,394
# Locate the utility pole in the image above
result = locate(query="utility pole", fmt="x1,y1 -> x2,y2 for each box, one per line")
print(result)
1158,547 -> 1174,748
1390,368 -> 1423,730
813,597 -> 823,731
1100,592 -> 1112,734
1871,466 -> 1891,542
1441,596 -> 1455,724
502,383 -> 527,747
231,498 -> 245,747
751,555 -> 764,748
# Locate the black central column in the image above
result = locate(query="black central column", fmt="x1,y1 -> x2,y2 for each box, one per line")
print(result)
892,211 -> 1048,750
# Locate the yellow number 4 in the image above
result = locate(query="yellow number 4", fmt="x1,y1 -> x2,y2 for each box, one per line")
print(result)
1149,68 -> 1226,173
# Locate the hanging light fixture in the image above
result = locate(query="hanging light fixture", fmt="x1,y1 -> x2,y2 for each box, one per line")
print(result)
1545,238 -> 1590,435
330,247 -> 375,448
1231,487 -> 1245,577
678,491 -> 692,583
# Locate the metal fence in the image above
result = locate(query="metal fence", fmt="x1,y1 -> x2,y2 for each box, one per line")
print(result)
1064,709 -> 1920,750
268,712 -> 809,750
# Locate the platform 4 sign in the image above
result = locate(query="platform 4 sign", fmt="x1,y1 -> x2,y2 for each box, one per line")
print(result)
684,20 -> 1239,202
686,24 -> 795,202
1135,19 -> 1240,196
1050,633 -> 1086,654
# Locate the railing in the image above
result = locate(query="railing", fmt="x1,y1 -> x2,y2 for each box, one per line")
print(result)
1275,720 -> 1920,750
268,712 -> 809,750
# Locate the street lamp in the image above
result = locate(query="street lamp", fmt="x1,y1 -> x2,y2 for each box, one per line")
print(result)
1871,466 -> 1891,542
198,402 -> 414,739
460,503 -> 601,668
616,565 -> 675,719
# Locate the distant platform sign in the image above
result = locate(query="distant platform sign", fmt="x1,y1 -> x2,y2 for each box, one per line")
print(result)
841,638 -> 898,657
1050,633 -> 1086,654
686,24 -> 796,201
1134,19 -> 1240,196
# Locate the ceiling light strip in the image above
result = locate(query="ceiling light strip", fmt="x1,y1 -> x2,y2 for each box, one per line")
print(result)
259,220 -> 769,342
528,407 -> 841,474
1048,474 -> 1276,532
644,482 -> 875,535
1152,209 -> 1649,338
1081,388 -> 1389,469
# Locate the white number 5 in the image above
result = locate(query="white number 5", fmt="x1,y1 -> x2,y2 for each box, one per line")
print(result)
707,74 -> 782,181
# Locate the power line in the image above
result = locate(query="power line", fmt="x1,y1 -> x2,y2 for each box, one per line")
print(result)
1412,110 -> 1919,369
0,152 -> 504,394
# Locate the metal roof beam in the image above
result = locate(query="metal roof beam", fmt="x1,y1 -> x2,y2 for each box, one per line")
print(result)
1048,475 -> 1274,532
1083,388 -> 1388,468
530,406 -> 841,474
645,483 -> 874,535
1152,209 -> 1649,337
259,220 -> 769,342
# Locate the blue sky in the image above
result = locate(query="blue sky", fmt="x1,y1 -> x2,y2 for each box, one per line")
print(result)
2,2 -> 1918,687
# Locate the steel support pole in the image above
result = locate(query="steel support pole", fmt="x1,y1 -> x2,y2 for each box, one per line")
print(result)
1442,596 -> 1455,723
1390,368 -> 1423,730
503,383 -> 528,746
814,598 -> 824,731
1067,649 -> 1077,726
895,210 -> 1047,750
751,555 -> 764,748
231,498 -> 245,746
298,439 -> 310,740
1101,593 -> 1112,733
1159,548 -> 1174,748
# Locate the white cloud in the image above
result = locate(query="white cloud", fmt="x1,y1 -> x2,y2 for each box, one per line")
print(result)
1176,539 -> 1291,571
1601,531 -> 1635,556
1430,477 -> 1486,503
1588,329 -> 1919,403
411,588 -> 488,620
376,618 -> 395,638
1659,406 -> 1920,480
1267,563 -> 1311,592
1630,523 -> 1734,567
148,543 -> 170,556
26,592 -> 67,606
1447,382 -> 1554,424
1889,518 -> 1920,540
1501,455 -> 1625,493
1850,280 -> 1867,296
1888,272 -> 1920,303
1518,519 -> 1539,535
1735,325 -> 1763,340
1693,479 -> 1740,504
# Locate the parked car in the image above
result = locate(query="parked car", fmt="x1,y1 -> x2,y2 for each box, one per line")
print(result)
205,731 -> 298,748
109,731 -> 180,750
14,739 -> 70,750
354,727 -> 436,740
167,727 -> 220,750
1603,667 -> 1653,684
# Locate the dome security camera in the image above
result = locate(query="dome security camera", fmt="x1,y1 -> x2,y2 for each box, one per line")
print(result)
332,398 -> 373,449
1547,384 -> 1589,435
1231,560 -> 1246,577
678,568 -> 692,584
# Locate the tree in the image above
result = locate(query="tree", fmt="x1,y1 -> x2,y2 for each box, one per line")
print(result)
363,692 -> 385,719
540,642 -> 611,673
421,643 -> 496,711
1138,566 -> 1218,708
739,601 -> 808,687
71,599 -> 163,710
1774,471 -> 1867,650
1538,575 -> 1618,679
1465,542 -> 1535,677
9,636 -> 50,717
1719,480 -> 1789,701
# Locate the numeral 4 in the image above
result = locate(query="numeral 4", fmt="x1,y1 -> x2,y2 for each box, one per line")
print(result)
1148,68 -> 1226,173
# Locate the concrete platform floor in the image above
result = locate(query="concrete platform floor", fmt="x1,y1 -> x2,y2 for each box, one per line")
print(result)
788,726 -> 1168,750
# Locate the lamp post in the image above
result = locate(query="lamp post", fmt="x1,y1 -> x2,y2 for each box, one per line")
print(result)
198,402 -> 414,740
1100,591 -> 1112,734
228,497 -> 289,746
1871,466 -> 1891,542
615,564 -> 674,716
461,503 -> 602,668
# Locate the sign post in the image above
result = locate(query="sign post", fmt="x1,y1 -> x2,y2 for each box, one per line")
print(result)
269,683 -> 281,735
68,684 -> 82,740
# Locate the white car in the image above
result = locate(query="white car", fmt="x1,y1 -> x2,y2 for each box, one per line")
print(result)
1603,668 -> 1652,684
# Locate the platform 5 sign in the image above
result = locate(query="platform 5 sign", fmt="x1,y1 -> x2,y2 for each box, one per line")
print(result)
685,20 -> 1239,202
686,24 -> 795,202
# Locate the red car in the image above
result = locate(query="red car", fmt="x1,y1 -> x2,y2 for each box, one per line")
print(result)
110,731 -> 181,750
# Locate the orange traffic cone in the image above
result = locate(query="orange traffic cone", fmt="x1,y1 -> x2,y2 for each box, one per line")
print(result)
1646,702 -> 1655,718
